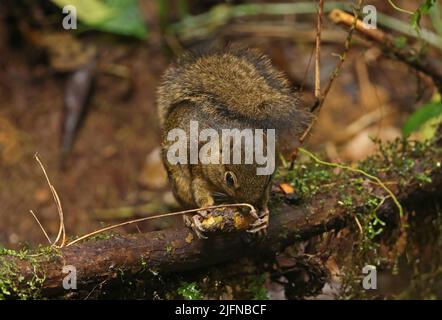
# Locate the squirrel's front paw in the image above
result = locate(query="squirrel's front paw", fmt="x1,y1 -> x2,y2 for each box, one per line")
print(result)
246,208 -> 269,236
183,213 -> 209,239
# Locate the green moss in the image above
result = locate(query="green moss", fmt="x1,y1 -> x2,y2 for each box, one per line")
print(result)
280,139 -> 440,213
139,256 -> 148,272
86,232 -> 113,242
359,139 -> 440,187
415,173 -> 432,184
247,274 -> 269,300
282,162 -> 334,199
165,244 -> 173,254
338,194 -> 354,208
177,281 -> 203,300
34,245 -> 62,258
279,139 -> 441,293
0,247 -> 29,259
0,247 -> 46,300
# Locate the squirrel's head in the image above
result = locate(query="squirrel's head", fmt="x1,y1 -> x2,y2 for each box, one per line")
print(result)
204,163 -> 272,208
198,130 -> 275,208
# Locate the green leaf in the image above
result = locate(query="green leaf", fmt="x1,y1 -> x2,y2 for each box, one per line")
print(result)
420,0 -> 436,14
95,0 -> 148,39
410,11 -> 421,29
51,0 -> 115,25
403,101 -> 442,136
51,0 -> 148,39
410,0 -> 436,30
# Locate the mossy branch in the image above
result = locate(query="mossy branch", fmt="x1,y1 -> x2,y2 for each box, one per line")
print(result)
1,139 -> 441,299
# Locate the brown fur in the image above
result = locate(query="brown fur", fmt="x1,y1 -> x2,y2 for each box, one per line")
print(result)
157,47 -> 310,215
157,47 -> 310,131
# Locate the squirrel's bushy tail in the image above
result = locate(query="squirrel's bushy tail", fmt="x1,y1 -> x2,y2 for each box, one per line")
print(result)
157,47 -> 311,133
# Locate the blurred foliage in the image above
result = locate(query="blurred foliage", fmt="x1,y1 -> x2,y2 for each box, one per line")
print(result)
43,1 -> 442,45
164,1 -> 442,50
429,1 -> 442,35
51,0 -> 148,39
411,0 -> 436,31
403,97 -> 442,137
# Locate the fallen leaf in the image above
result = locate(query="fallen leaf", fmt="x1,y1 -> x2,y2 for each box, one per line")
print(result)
279,183 -> 294,194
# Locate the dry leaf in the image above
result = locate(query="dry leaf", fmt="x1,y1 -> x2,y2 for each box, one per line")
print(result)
279,183 -> 294,194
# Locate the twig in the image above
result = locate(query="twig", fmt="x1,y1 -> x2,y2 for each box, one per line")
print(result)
66,203 -> 256,247
28,210 -> 52,245
300,43 -> 316,92
314,0 -> 324,99
34,153 -> 66,248
387,0 -> 414,15
225,23 -> 347,44
354,216 -> 363,234
314,2 -> 363,114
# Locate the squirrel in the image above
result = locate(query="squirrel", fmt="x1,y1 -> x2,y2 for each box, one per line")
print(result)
157,47 -> 310,238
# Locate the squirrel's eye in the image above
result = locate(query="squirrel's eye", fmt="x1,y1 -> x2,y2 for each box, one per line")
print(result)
225,171 -> 236,188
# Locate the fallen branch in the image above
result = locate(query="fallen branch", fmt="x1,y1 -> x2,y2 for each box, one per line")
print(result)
1,139 -> 441,299
329,9 -> 442,94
